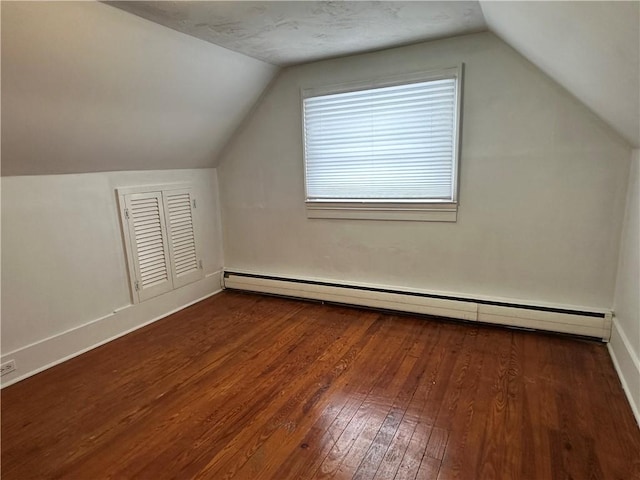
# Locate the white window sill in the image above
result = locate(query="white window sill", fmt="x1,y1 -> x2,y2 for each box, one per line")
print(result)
305,201 -> 458,222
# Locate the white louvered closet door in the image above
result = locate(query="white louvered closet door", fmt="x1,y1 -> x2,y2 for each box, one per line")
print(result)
124,192 -> 174,302
162,188 -> 203,289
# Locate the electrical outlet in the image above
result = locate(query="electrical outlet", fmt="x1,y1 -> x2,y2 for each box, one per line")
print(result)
0,360 -> 16,376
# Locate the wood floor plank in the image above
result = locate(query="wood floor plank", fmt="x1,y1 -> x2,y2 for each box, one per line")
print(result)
372,323 -> 456,480
126,303 -> 351,479
49,298 -> 321,479
469,330 -> 525,480
582,340 -> 640,478
233,311 -> 381,480
431,327 -> 488,479
416,455 -> 442,479
200,307 -> 379,480
352,322 -> 444,480
344,319 -> 437,480
1,293 -> 262,447
269,314 -> 399,480
309,317 -> 425,480
449,327 -> 500,479
2,291 -> 639,480
519,332 -> 554,480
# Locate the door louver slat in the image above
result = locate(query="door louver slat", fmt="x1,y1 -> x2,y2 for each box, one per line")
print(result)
120,185 -> 203,303
163,189 -> 203,288
124,192 -> 174,302
130,196 -> 169,288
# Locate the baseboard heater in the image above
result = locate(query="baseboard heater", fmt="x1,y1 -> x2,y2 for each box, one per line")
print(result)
223,271 -> 612,341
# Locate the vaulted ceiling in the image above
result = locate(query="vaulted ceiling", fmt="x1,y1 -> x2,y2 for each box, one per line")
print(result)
2,1 -> 638,176
109,0 -> 640,148
480,1 -> 639,148
1,2 -> 277,176
107,1 -> 487,66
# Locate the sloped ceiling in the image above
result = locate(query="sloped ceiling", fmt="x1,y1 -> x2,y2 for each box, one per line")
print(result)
2,1 -> 637,177
109,0 -> 640,148
480,1 -> 640,148
107,1 -> 487,66
1,1 -> 277,176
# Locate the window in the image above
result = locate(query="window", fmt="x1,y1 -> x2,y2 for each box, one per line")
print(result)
117,184 -> 203,303
302,66 -> 463,221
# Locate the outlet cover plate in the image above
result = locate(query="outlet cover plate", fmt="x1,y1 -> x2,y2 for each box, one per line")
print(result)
0,360 -> 16,376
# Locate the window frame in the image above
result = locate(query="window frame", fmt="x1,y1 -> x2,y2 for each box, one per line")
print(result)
301,65 -> 463,222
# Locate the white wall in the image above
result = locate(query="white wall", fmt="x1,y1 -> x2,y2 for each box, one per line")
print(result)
610,149 -> 640,423
218,32 -> 631,310
1,1 -> 277,176
0,1 -> 265,385
1,169 -> 224,385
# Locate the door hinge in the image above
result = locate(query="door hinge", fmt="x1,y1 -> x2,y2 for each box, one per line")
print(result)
134,280 -> 140,291
124,208 -> 130,220
198,259 -> 203,270
192,198 -> 197,209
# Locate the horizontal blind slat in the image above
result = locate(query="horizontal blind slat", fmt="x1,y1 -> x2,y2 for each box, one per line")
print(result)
303,76 -> 457,201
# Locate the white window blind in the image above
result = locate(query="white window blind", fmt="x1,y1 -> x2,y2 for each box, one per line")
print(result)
302,68 -> 461,215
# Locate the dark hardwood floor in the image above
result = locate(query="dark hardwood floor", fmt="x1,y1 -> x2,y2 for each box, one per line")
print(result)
2,291 -> 639,479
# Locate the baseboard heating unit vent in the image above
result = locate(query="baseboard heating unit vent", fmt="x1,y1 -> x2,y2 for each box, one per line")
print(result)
223,271 -> 612,341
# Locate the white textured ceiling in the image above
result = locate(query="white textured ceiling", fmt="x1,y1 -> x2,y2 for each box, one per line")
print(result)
106,1 -> 488,66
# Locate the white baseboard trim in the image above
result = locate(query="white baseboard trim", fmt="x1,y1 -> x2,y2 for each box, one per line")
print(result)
0,271 -> 223,389
608,317 -> 640,426
222,270 -> 612,340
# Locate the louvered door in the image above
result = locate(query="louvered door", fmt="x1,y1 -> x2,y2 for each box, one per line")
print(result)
123,192 -> 173,302
162,188 -> 203,289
